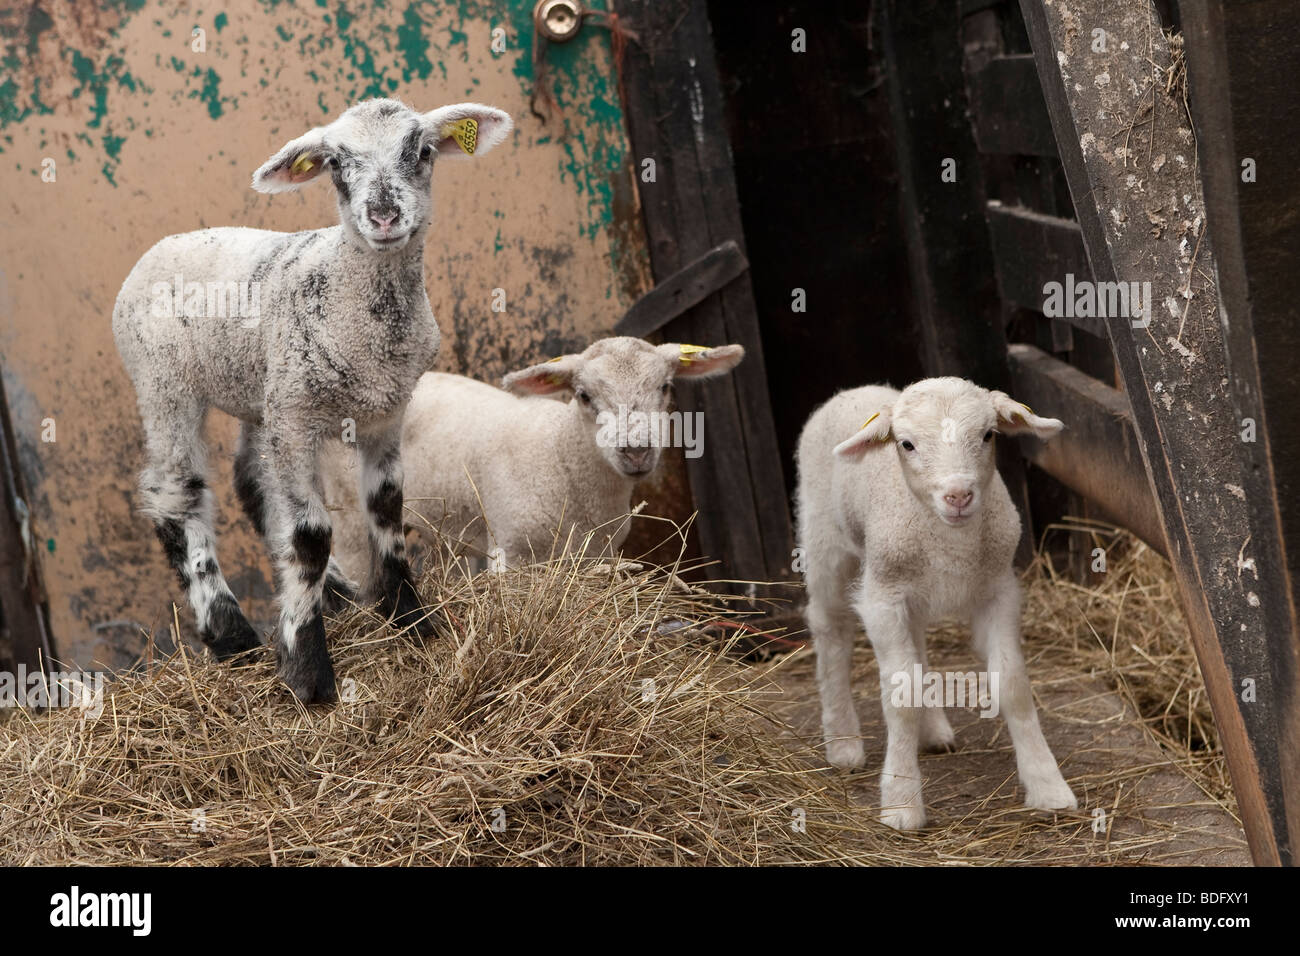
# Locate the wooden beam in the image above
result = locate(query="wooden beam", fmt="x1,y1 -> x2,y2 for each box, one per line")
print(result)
612,0 -> 794,590
1021,0 -> 1298,865
1007,343 -> 1164,554
0,374 -> 55,675
878,0 -> 1034,565
968,55 -> 1058,157
1180,0 -> 1300,868
615,241 -> 749,339
984,202 -> 1103,336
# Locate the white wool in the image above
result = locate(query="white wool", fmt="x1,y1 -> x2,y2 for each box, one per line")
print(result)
795,376 -> 1077,829
323,336 -> 745,577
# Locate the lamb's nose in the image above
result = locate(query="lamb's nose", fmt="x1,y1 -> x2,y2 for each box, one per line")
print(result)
368,207 -> 398,230
621,447 -> 653,470
944,490 -> 974,510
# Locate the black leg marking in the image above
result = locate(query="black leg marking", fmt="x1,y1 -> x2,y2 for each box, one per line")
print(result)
366,478 -> 404,535
233,445 -> 267,537
367,476 -> 437,637
322,569 -> 360,616
375,553 -> 438,638
152,474 -> 207,589
154,518 -> 191,590
151,474 -> 260,661
291,523 -> 332,583
203,594 -> 263,660
277,614 -> 336,704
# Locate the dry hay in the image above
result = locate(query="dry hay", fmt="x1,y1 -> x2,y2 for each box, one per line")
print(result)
1022,520 -> 1230,807
0,552 -> 878,866
761,520 -> 1243,865
0,522 -> 1243,866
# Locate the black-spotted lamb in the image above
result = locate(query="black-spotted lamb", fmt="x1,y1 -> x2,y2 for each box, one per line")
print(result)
322,336 -> 744,576
112,98 -> 512,703
795,377 -> 1077,829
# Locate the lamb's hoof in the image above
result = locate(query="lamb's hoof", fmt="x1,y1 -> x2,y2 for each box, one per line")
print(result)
388,583 -> 441,640
322,572 -> 360,616
203,597 -> 263,662
1024,776 -> 1078,811
880,803 -> 927,831
394,602 -> 441,640
920,713 -> 958,753
276,621 -> 337,705
825,737 -> 866,769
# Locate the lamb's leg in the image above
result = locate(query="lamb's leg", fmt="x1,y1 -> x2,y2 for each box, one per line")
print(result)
358,428 -> 438,638
911,627 -> 956,752
265,438 -> 337,704
236,422 -> 358,615
140,409 -> 260,660
972,575 -> 1077,811
857,591 -> 926,830
807,548 -> 864,769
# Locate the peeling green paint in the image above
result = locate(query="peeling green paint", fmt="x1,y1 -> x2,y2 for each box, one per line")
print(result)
191,67 -> 231,120
397,5 -> 434,82
0,0 -> 640,288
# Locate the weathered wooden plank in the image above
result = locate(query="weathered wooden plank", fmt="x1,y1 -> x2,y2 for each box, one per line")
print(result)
612,0 -> 794,590
1007,343 -> 1164,554
1181,0 -> 1300,868
878,0 -> 1034,565
969,54 -> 1058,156
0,375 -> 55,675
984,201 -> 1104,337
615,241 -> 749,339
1021,0 -> 1297,865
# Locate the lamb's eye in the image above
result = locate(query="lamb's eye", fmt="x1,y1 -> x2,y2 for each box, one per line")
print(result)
420,143 -> 434,161
983,429 -> 994,443
900,440 -> 915,452
577,390 -> 592,406
660,382 -> 671,395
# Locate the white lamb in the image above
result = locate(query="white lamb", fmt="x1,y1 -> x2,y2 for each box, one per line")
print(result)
795,377 -> 1077,829
322,336 -> 744,577
112,98 -> 512,703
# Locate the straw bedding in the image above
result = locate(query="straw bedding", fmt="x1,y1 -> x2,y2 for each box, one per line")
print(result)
0,523 -> 1242,865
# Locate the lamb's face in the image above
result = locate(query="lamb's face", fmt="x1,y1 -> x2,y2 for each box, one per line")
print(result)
251,98 -> 513,253
889,381 -> 1001,526
833,377 -> 1064,528
501,336 -> 747,479
573,339 -> 681,477
324,101 -> 435,253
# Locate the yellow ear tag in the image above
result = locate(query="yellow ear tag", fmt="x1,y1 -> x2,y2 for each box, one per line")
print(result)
546,356 -> 564,363
545,372 -> 566,386
291,152 -> 316,176
859,412 -> 890,442
678,343 -> 711,365
441,117 -> 479,155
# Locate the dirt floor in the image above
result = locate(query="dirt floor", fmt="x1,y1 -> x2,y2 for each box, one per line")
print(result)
757,628 -> 1249,865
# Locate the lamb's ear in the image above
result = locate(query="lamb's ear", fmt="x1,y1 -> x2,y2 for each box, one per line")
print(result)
658,343 -> 746,378
502,354 -> 581,396
833,406 -> 894,458
989,391 -> 1064,440
252,126 -> 333,193
421,103 -> 513,161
